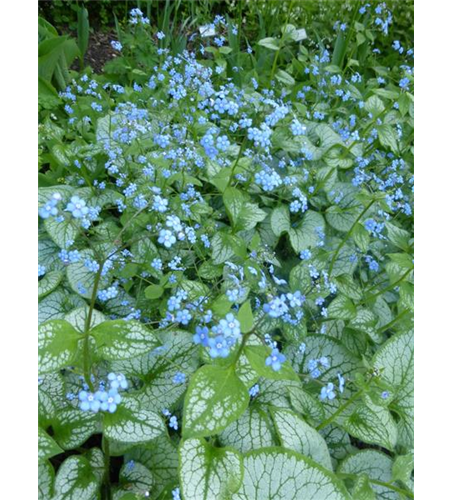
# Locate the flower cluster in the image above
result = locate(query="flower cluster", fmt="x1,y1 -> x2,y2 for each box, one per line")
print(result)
78,373 -> 128,413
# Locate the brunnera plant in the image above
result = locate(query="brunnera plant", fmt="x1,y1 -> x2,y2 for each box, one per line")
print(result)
38,5 -> 414,500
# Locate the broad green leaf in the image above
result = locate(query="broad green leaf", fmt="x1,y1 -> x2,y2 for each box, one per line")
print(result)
52,408 -> 99,449
44,217 -> 79,249
38,270 -> 63,299
39,460 -> 55,500
38,426 -> 63,461
244,345 -> 299,381
338,450 -> 398,500
212,232 -> 245,265
271,408 -> 333,470
328,295 -> 357,321
39,290 -> 85,325
377,124 -> 398,153
39,373 -> 66,425
145,284 -> 164,300
179,438 -> 243,500
351,475 -> 376,500
231,448 -> 349,500
270,205 -> 291,238
103,395 -> 166,444
183,365 -> 249,438
38,320 -> 81,374
116,462 -> 154,497
66,249 -> 109,299
90,320 -> 160,360
52,455 -> 99,500
287,385 -> 325,422
237,300 -> 254,333
258,37 -> 279,50
275,69 -> 295,86
218,406 -> 276,453
64,306 -> 106,332
289,210 -> 325,252
342,401 -> 398,451
391,452 -> 414,487
365,95 -> 385,116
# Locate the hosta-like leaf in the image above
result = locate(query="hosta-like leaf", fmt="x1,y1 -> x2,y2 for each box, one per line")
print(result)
38,270 -> 63,299
338,450 -> 399,500
103,395 -> 166,444
179,438 -> 243,500
66,249 -> 109,299
271,408 -> 333,470
52,455 -> 99,500
90,319 -> 161,360
270,205 -> 291,237
231,448 -> 349,500
218,405 -> 276,453
38,320 -> 81,374
52,408 -> 100,449
182,365 -> 249,438
289,210 -> 325,252
38,426 -> 63,461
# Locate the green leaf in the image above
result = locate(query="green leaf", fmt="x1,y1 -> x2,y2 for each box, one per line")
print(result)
212,232 -> 245,264
337,450 -> 398,500
275,69 -> 295,86
103,395 -> 166,444
38,271 -> 63,299
231,448 -> 349,500
391,452 -> 414,486
244,345 -> 299,381
183,365 -> 249,438
117,462 -> 154,497
90,320 -> 160,360
377,124 -> 398,153
237,300 -> 254,333
288,210 -> 325,252
52,408 -> 99,449
39,460 -> 55,500
328,295 -> 357,321
179,438 -> 244,500
258,37 -> 280,50
287,385 -> 325,422
271,408 -> 333,469
365,95 -> 385,116
38,320 -> 80,374
52,455 -> 99,500
219,406 -> 276,453
270,205 -> 291,238
351,475 -> 376,500
44,217 -> 79,249
66,249 -> 109,299
38,426 -> 63,461
342,401 -> 398,451
144,284 -> 164,299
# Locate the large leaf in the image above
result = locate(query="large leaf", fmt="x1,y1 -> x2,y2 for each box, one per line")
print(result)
38,427 -> 63,461
288,210 -> 325,252
52,408 -> 99,449
179,438 -> 244,500
52,455 -> 99,500
231,448 -> 349,500
182,365 -> 249,438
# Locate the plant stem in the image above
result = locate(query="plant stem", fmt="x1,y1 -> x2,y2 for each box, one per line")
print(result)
338,473 -> 414,499
102,435 -> 112,500
365,267 -> 413,301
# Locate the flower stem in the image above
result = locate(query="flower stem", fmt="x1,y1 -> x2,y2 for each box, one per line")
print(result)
316,390 -> 363,431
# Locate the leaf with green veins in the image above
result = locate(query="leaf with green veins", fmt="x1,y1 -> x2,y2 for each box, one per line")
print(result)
244,345 -> 299,382
103,395 -> 166,444
52,408 -> 100,449
38,319 -> 81,374
39,460 -> 55,500
38,270 -> 63,299
38,427 -> 63,461
270,408 -> 333,470
337,450 -> 399,500
52,455 -> 99,500
237,300 -> 254,333
364,95 -> 385,115
270,205 -> 291,238
328,295 -> 357,320
66,249 -> 109,299
223,187 -> 266,231
90,319 -> 161,361
85,447 -> 105,483
116,462 -> 154,497
44,217 -> 79,249
373,330 -> 414,449
182,365 -> 249,438
288,210 -> 325,252
231,448 -> 349,500
289,262 -> 311,291
287,385 -> 325,422
349,309 -> 379,342
218,406 -> 276,453
377,124 -> 398,153
144,283 -> 164,300
211,232 -> 244,264
391,452 -> 414,487
351,475 -> 376,500
125,434 -> 179,497
39,289 -> 85,324
179,437 -> 244,500
39,373 -> 66,426
342,401 -> 398,451
64,306 -> 106,332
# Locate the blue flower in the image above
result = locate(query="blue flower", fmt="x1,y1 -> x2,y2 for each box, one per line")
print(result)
265,349 -> 286,371
176,309 -> 192,325
208,336 -> 230,358
193,325 -> 209,346
38,264 -> 46,277
107,372 -> 128,390
249,384 -> 260,397
39,193 -> 62,219
111,40 -> 122,51
158,229 -> 176,248
169,415 -> 178,430
173,372 -> 186,384
320,383 -> 336,401
218,313 -> 241,340
172,487 -> 181,500
337,373 -> 345,393
65,196 -> 89,219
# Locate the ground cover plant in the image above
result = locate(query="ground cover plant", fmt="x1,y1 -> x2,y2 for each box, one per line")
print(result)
38,2 -> 414,499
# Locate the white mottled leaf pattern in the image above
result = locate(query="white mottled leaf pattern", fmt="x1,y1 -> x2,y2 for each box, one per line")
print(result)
231,448 -> 349,500
38,270 -> 64,299
39,426 -> 63,461
52,408 -> 100,449
52,455 -> 99,500
39,460 -> 55,500
271,408 -> 333,470
179,438 -> 243,500
183,365 -> 249,438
